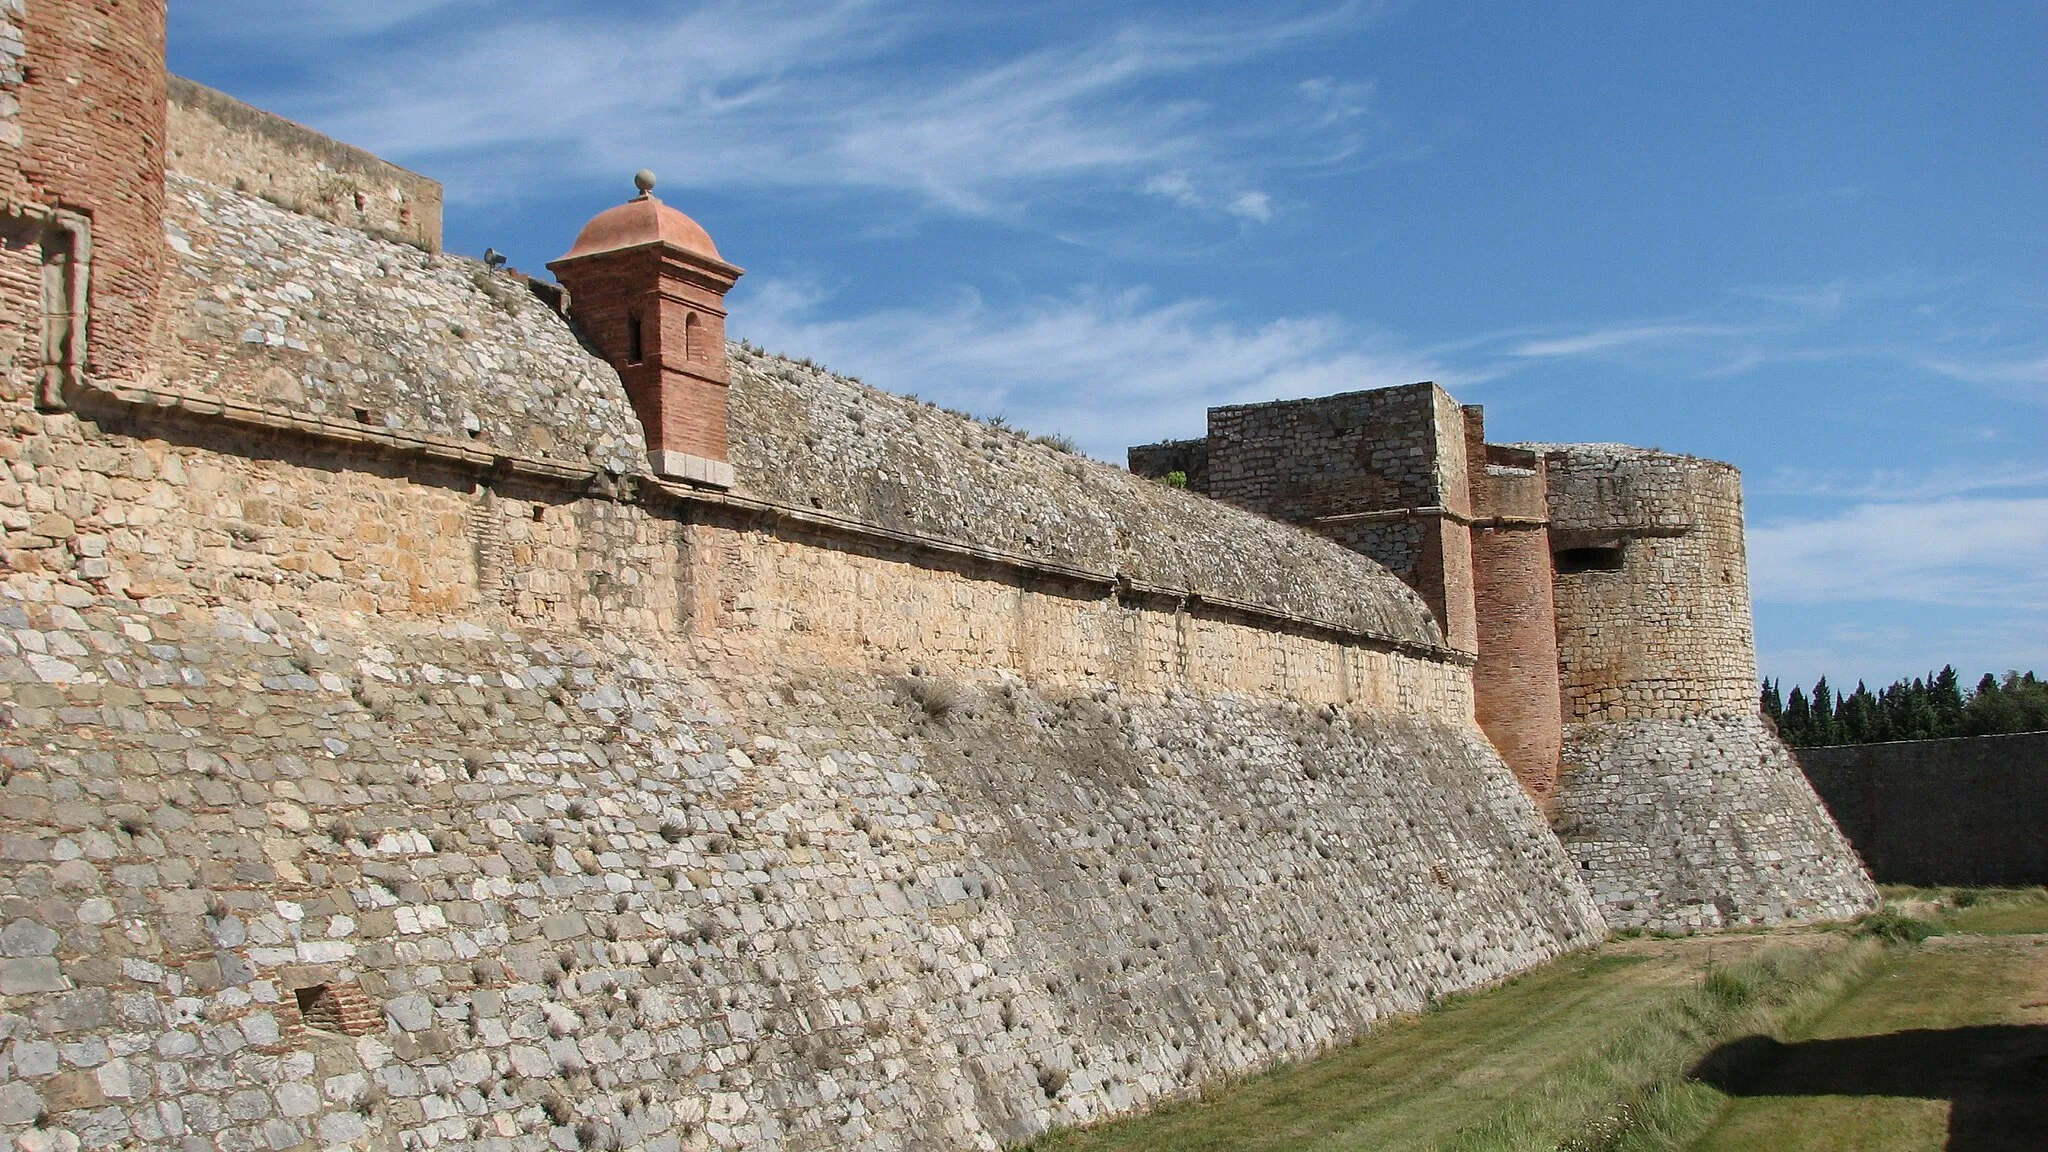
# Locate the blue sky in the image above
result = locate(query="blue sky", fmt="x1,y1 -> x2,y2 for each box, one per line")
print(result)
169,1 -> 2047,691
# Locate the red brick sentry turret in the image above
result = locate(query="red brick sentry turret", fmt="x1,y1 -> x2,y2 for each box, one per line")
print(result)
548,171 -> 743,487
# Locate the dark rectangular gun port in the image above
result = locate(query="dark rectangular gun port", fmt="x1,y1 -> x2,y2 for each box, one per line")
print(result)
1554,543 -> 1625,574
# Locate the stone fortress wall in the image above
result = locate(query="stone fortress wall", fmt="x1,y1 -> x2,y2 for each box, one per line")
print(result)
1532,445 -> 1758,723
0,189 -> 1594,1152
2,0 -> 169,384
1523,445 -> 1871,931
0,6 -> 1625,1150
1462,426 -> 1561,805
1205,384 -> 1478,656
1130,393 -> 1877,932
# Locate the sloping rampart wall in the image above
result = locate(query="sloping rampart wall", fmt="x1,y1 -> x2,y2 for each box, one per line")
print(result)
1551,716 -> 1877,931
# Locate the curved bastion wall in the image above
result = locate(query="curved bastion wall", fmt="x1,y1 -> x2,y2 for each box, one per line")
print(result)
0,168 -> 1608,1151
1526,445 -> 1876,931
1534,445 -> 1758,722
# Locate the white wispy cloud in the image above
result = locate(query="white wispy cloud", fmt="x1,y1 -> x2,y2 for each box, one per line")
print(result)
1509,323 -> 1767,359
198,1 -> 1378,225
1754,462 -> 2048,501
176,0 -> 466,39
1748,497 -> 2048,608
734,279 -> 1455,456
1463,273 -> 2042,404
1924,352 -> 2048,394
1228,192 -> 1275,222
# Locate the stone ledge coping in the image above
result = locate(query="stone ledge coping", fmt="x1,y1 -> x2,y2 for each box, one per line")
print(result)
73,377 -> 1474,668
1313,504 -> 1549,531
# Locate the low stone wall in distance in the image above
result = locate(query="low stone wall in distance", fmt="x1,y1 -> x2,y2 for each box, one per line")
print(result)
1797,732 -> 2048,887
167,77 -> 442,251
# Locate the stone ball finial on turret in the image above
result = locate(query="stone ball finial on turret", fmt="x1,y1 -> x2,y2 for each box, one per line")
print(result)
548,172 -> 745,488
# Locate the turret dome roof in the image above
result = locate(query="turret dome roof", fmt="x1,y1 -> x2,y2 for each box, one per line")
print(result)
556,176 -> 722,264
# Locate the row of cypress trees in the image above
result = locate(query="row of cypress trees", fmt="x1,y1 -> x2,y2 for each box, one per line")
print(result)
1760,667 -> 2048,747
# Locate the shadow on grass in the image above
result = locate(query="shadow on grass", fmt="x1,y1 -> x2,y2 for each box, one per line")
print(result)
1690,1026 -> 2048,1151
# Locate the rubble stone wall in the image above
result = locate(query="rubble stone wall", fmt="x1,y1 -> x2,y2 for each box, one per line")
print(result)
166,77 -> 442,253
1192,384 -> 1476,652
725,355 -> 1446,651
0,169 -> 1616,1150
152,176 -> 646,478
1550,716 -> 1879,932
0,365 -> 1606,1152
1531,444 -> 1876,931
0,567 -> 1604,1152
1122,438 -> 1207,495
0,23 -> 1883,1145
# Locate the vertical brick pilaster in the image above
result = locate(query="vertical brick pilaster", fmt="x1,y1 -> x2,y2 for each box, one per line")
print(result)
11,0 -> 168,382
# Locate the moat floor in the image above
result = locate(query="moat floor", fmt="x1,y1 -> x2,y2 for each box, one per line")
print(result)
1016,890 -> 2048,1152
1691,902 -> 2048,1152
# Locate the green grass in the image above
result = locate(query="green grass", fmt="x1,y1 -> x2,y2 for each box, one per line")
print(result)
1688,915 -> 2048,1149
1434,941 -> 1879,1152
1930,886 -> 2048,935
1011,935 -> 1875,1152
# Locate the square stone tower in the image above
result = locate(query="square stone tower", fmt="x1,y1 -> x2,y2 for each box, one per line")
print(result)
1131,383 -> 1567,801
1202,382 -> 1479,654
